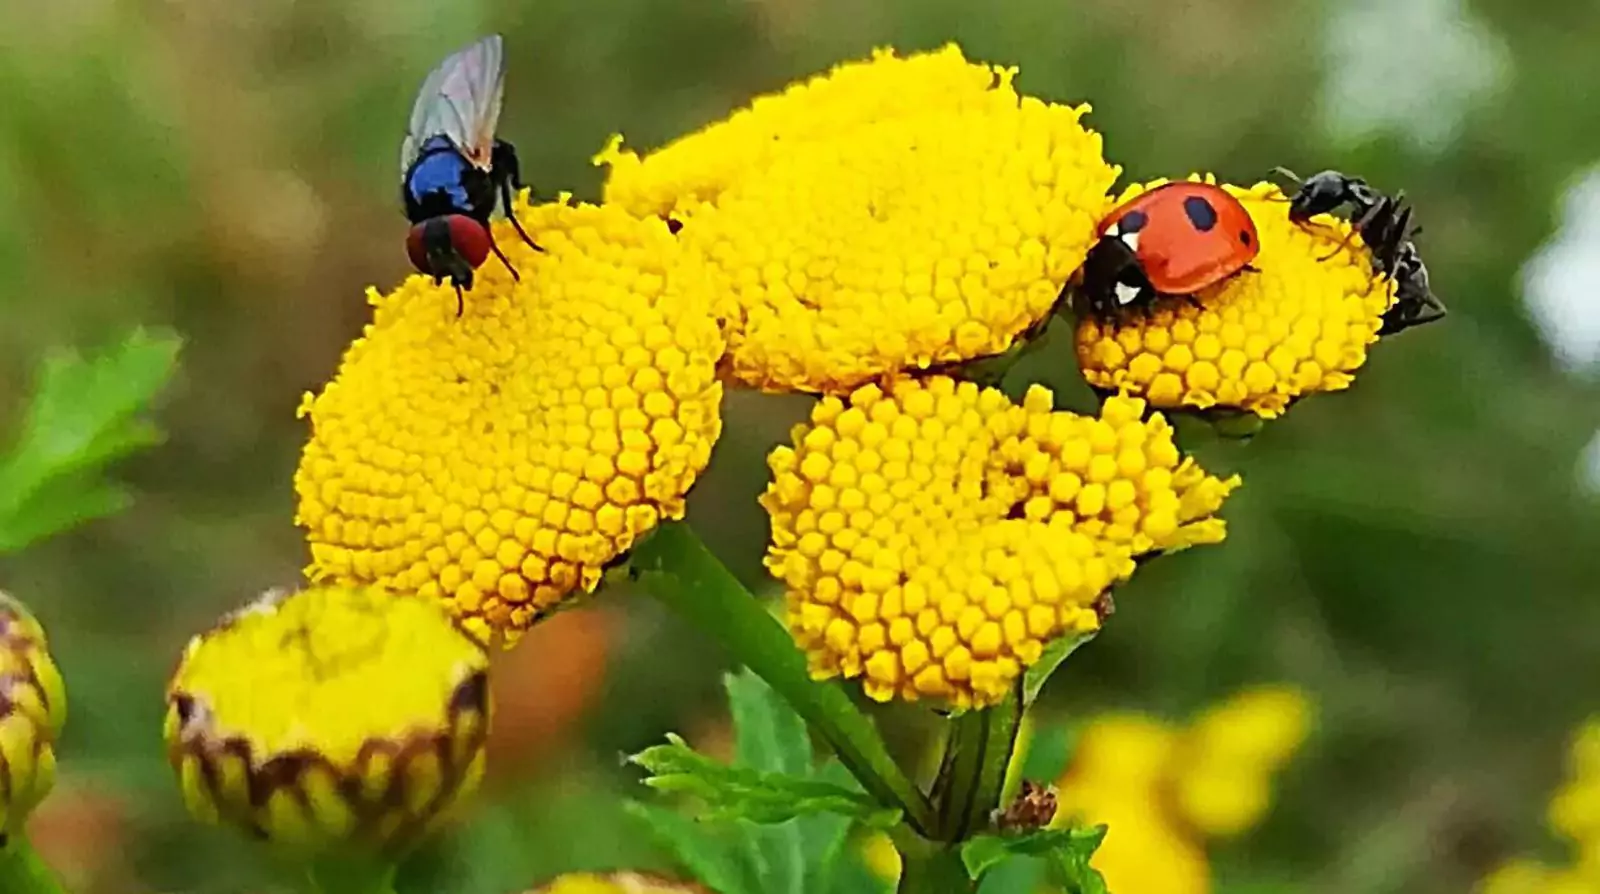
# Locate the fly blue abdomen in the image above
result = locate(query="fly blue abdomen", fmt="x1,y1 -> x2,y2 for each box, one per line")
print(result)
404,137 -> 476,219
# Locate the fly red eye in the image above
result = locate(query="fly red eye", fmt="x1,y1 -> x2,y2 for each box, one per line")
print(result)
445,214 -> 492,268
406,223 -> 431,274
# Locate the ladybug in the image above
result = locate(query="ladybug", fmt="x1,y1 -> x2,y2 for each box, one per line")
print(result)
1077,182 -> 1260,324
1272,167 -> 1446,335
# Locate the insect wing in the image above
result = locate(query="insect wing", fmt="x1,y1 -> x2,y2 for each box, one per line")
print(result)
399,34 -> 506,177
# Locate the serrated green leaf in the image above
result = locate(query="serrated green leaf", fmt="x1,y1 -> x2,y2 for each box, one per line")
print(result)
630,734 -> 900,827
1021,629 -> 1098,706
795,761 -> 864,894
726,669 -> 808,894
0,326 -> 180,553
961,824 -> 1107,887
624,801 -> 759,894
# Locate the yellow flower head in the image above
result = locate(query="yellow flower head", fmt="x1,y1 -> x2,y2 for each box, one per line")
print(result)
1075,176 -> 1396,419
597,45 -> 1119,394
0,591 -> 66,837
163,585 -> 490,857
761,376 -> 1237,709
294,198 -> 725,642
528,873 -> 709,893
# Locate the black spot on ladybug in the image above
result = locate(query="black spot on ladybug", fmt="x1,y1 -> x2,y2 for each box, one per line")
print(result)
1239,230 -> 1253,246
1118,209 -> 1149,233
1182,196 -> 1218,231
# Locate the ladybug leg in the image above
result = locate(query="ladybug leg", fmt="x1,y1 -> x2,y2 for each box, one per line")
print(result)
454,284 -> 465,317
1182,294 -> 1205,310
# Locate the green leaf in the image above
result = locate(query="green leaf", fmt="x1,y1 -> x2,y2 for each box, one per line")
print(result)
1021,629 -> 1098,706
630,734 -> 901,828
795,761 -> 863,894
628,522 -> 936,834
960,825 -> 1107,890
725,669 -> 809,894
0,326 -> 180,553
624,801 -> 760,894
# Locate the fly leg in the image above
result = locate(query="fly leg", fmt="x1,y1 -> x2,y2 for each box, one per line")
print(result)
492,139 -> 545,253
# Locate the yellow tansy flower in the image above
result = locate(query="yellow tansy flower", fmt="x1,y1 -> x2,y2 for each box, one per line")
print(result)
761,376 -> 1236,709
528,872 -> 709,893
294,198 -> 724,641
1478,860 -> 1600,894
597,45 -> 1119,394
163,585 -> 490,857
0,591 -> 66,838
1055,715 -> 1208,894
1075,175 -> 1396,419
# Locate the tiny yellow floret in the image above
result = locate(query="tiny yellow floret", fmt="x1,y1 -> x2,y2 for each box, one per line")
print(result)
1075,176 -> 1396,419
163,585 -> 490,857
597,44 -> 1120,394
294,197 -> 724,641
762,377 -> 1236,708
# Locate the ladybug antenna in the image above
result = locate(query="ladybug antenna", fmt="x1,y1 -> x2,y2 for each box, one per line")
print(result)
1269,166 -> 1303,184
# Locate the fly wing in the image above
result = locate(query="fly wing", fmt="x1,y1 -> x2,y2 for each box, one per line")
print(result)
399,34 -> 506,178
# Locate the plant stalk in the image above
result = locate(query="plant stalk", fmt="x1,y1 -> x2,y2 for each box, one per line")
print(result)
893,828 -> 974,894
304,855 -> 398,894
932,684 -> 1025,842
0,836 -> 68,894
628,521 -> 938,835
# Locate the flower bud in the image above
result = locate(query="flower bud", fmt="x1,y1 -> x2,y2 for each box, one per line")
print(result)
0,591 -> 67,839
163,585 -> 490,858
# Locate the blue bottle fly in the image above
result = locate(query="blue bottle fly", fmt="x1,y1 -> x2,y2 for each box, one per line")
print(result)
400,34 -> 542,316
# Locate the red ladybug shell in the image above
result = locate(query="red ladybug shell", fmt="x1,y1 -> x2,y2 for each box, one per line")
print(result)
1096,182 -> 1259,295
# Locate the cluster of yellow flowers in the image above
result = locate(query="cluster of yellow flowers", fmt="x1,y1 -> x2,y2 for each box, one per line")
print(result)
1479,719 -> 1600,893
122,39 -> 1424,880
1051,685 -> 1315,894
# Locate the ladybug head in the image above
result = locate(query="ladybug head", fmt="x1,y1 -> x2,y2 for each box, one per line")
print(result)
406,214 -> 493,286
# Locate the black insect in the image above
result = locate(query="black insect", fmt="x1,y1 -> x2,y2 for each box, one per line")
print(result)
1272,168 -> 1446,336
401,34 -> 542,316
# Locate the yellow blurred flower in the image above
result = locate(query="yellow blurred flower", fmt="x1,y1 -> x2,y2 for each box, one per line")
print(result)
163,585 -> 490,857
527,872 -> 709,893
862,830 -> 903,882
1479,859 -> 1600,894
1054,714 -> 1206,894
597,44 -> 1119,394
1052,686 -> 1314,892
294,197 -> 724,642
761,376 -> 1237,709
0,591 -> 66,838
1169,684 -> 1315,837
1075,176 -> 1395,419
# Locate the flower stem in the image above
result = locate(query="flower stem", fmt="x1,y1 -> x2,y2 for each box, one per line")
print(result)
932,684 -> 1024,841
627,521 -> 938,835
893,828 -> 973,894
304,855 -> 398,894
0,836 -> 68,894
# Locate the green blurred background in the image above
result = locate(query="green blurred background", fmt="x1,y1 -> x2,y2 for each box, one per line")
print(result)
3,0 -> 1600,891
